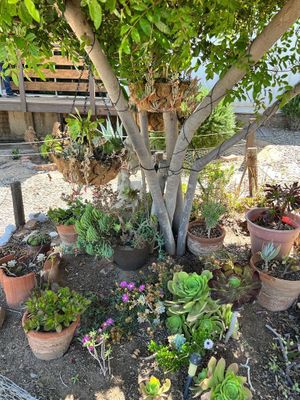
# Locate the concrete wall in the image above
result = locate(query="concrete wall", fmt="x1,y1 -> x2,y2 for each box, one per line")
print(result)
0,111 -> 60,141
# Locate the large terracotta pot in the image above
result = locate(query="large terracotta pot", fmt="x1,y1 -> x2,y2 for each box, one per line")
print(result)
0,255 -> 36,307
113,245 -> 150,271
187,220 -> 226,256
246,208 -> 300,257
22,312 -> 80,360
250,253 -> 300,311
56,224 -> 78,246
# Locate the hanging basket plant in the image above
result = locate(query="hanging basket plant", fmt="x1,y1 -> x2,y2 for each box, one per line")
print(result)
41,110 -> 126,186
129,79 -> 198,113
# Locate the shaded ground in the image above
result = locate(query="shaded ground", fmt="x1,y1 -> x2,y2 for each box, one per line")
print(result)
0,220 -> 299,400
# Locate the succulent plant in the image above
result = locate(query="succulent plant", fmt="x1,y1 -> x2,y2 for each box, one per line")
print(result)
209,262 -> 261,310
264,181 -> 300,218
27,232 -> 51,246
193,357 -> 252,399
166,314 -> 185,334
140,376 -> 171,400
259,242 -> 281,270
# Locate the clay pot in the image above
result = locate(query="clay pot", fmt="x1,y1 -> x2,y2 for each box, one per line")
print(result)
22,312 -> 80,360
246,208 -> 300,257
56,224 -> 78,246
51,155 -> 121,186
113,245 -> 150,271
187,220 -> 226,256
250,253 -> 300,311
0,255 -> 36,307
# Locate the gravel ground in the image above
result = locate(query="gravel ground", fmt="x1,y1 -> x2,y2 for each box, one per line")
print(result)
0,127 -> 299,235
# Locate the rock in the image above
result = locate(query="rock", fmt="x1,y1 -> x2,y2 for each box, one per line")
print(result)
0,307 -> 6,328
49,231 -> 58,239
30,372 -> 38,379
24,219 -> 38,230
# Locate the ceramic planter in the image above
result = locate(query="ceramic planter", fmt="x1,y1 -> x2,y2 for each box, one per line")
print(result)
250,253 -> 300,312
187,220 -> 226,256
113,245 -> 150,271
246,208 -> 300,257
0,255 -> 36,307
56,224 -> 78,246
22,312 -> 80,360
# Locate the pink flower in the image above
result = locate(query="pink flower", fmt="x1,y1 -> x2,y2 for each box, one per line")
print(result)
122,293 -> 129,303
81,335 -> 90,345
282,216 -> 294,226
138,284 -> 145,292
120,281 -> 128,288
105,318 -> 114,326
127,282 -> 135,291
88,345 -> 94,352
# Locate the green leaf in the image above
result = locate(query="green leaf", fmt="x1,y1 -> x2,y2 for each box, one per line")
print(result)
154,20 -> 170,35
24,0 -> 40,22
11,71 -> 19,86
88,0 -> 102,29
130,27 -> 140,43
139,18 -> 152,36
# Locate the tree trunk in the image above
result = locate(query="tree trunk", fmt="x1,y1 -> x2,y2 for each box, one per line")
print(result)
176,81 -> 300,255
165,0 -> 300,224
63,0 -> 176,254
138,110 -> 150,198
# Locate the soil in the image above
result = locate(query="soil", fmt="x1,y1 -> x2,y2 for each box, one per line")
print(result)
253,212 -> 295,231
0,224 -> 300,400
256,259 -> 300,281
189,222 -> 222,239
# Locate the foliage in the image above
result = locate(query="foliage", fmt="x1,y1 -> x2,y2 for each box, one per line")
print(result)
264,182 -> 300,218
0,253 -> 46,277
40,134 -> 63,159
201,201 -> 226,238
259,243 -> 281,270
26,232 -> 51,246
81,318 -> 113,376
208,258 -> 261,309
76,203 -> 117,258
193,357 -> 252,399
23,287 -> 90,333
225,192 -> 266,214
282,94 -> 300,118
11,147 -> 20,160
190,88 -> 236,148
140,376 -> 171,400
47,199 -> 85,226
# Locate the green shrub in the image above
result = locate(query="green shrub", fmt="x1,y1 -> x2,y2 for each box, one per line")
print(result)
48,199 -> 85,226
282,94 -> 300,118
23,287 -> 90,333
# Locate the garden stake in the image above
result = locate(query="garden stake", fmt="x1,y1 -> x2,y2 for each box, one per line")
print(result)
183,353 -> 202,400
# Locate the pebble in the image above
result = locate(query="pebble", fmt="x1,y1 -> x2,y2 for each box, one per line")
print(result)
30,372 -> 38,379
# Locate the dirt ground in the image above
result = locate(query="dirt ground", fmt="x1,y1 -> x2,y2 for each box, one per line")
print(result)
0,220 -> 299,400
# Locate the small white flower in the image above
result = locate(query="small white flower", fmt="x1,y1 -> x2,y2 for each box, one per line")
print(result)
155,301 -> 165,314
203,339 -> 214,350
137,316 -> 146,324
37,253 -> 46,263
144,309 -> 150,314
137,295 -> 146,305
7,260 -> 17,268
153,318 -> 160,325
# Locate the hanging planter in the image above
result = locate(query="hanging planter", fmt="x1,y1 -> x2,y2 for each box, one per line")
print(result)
129,79 -> 197,113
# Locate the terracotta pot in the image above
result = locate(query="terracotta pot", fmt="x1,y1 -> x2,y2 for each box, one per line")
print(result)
250,253 -> 300,311
0,255 -> 36,307
56,224 -> 78,246
22,312 -> 80,360
51,155 -> 121,186
187,220 -> 226,256
246,208 -> 300,257
113,245 -> 150,271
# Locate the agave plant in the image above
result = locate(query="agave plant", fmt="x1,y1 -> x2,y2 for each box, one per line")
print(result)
259,243 -> 281,270
209,261 -> 261,310
193,357 -> 252,399
140,376 -> 171,400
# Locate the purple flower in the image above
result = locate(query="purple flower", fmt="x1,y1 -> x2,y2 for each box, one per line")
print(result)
122,293 -> 129,303
87,345 -> 94,352
138,284 -> 145,292
105,318 -> 114,326
127,282 -> 135,291
81,335 -> 90,345
120,281 -> 128,288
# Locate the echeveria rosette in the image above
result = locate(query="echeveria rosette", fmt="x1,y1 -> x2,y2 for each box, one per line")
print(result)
166,314 -> 185,334
193,357 -> 252,399
139,376 -> 171,399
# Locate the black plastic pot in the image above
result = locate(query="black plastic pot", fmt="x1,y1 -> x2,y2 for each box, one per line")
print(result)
113,245 -> 150,271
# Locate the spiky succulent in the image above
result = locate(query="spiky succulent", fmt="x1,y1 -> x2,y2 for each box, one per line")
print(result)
259,243 -> 281,270
193,357 -> 252,399
166,271 -> 213,323
209,262 -> 261,310
140,376 -> 171,400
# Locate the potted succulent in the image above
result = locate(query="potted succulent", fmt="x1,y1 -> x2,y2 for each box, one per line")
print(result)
26,231 -> 51,255
139,376 -> 171,400
250,243 -> 300,311
246,182 -> 300,257
48,199 -> 85,246
193,356 -> 253,399
22,287 -> 90,360
0,253 -> 46,307
76,202 -> 163,270
41,112 -> 125,186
